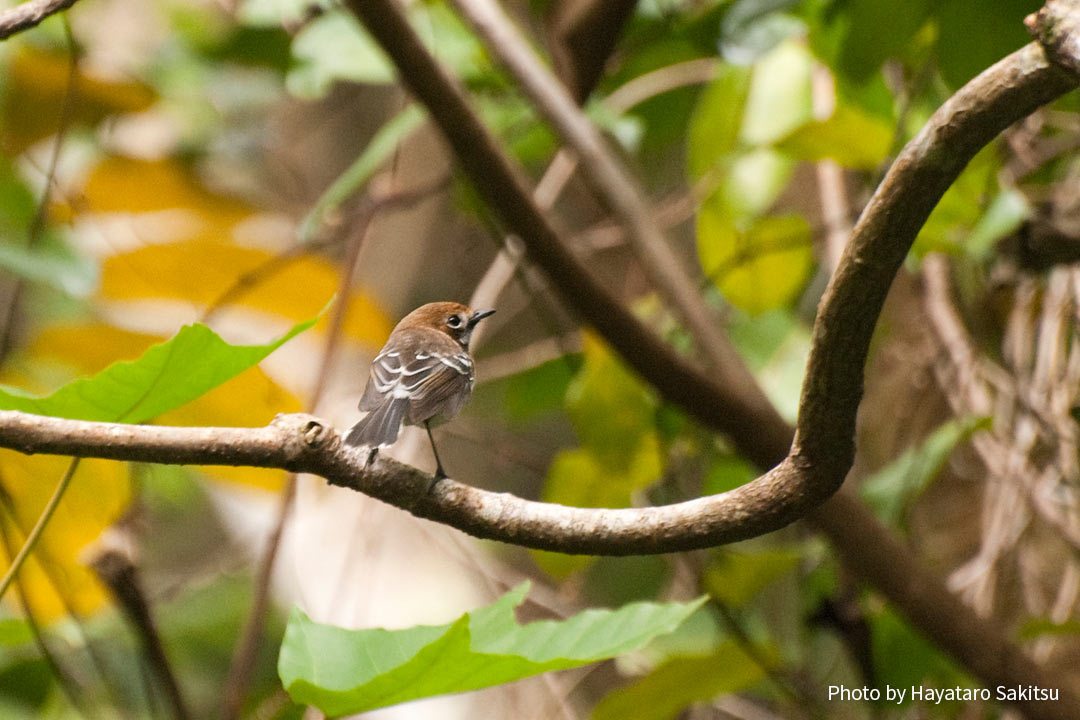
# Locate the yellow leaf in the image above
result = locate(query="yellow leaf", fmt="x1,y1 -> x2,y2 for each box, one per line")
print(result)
28,323 -> 161,377
161,365 -> 302,491
78,156 -> 254,219
1,48 -> 155,155
0,453 -> 130,620
100,239 -> 392,347
697,207 -> 813,315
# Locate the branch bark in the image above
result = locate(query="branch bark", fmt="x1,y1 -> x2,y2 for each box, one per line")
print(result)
0,0 -> 78,40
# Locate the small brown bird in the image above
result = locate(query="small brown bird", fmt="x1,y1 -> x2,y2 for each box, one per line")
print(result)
345,301 -> 495,480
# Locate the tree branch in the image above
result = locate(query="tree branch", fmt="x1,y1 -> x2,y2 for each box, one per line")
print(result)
545,0 -> 639,103
0,0 -> 79,40
3,409 -> 1080,717
448,0 -> 775,411
0,410 -> 810,552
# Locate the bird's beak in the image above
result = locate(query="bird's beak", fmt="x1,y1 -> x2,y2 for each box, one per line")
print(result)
468,308 -> 496,328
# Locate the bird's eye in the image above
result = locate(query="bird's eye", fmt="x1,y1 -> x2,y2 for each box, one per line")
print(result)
447,314 -> 463,328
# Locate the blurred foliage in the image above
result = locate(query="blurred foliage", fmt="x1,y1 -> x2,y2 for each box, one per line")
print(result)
592,641 -> 768,720
0,0 -> 1073,717
861,416 -> 990,526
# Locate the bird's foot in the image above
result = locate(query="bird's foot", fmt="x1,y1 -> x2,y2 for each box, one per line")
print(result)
427,467 -> 447,494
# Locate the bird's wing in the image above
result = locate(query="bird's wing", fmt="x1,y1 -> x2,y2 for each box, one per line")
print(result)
359,348 -> 474,423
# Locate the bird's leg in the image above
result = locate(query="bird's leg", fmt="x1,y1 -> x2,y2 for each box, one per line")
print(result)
424,421 -> 447,490
365,446 -> 379,468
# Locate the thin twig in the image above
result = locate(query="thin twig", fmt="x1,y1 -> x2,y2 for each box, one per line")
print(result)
0,458 -> 80,603
0,492 -> 89,718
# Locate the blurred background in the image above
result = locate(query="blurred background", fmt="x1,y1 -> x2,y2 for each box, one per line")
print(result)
1,0 -> 1079,718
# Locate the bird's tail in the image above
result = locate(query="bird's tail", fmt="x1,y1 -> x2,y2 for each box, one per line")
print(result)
345,398 -> 407,447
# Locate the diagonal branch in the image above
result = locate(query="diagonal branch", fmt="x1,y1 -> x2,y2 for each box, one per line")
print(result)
0,0 -> 79,40
448,0 -> 759,391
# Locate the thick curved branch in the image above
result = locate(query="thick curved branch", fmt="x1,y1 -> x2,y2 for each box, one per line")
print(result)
0,0 -> 78,40
340,0 -> 1080,551
3,409 -> 1080,718
0,410 -> 806,553
795,41 -> 1077,476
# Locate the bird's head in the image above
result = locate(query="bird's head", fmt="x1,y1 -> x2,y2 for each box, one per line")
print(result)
398,301 -> 495,349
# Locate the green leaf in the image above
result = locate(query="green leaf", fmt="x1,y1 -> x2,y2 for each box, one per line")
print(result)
861,416 -> 990,524
686,65 -> 751,178
965,189 -> 1030,259
739,38 -> 814,147
697,210 -> 813,314
871,608 -> 968,697
239,0 -> 333,27
592,642 -> 766,720
0,317 -> 317,423
777,104 -> 892,170
299,104 -> 427,241
703,455 -> 757,495
564,338 -> 658,467
0,658 -> 51,711
0,619 -> 33,648
836,0 -> 933,83
719,148 -> 796,221
935,0 -> 1041,90
913,146 -> 1000,257
504,356 -> 580,420
726,307 -> 796,371
279,583 -> 706,717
